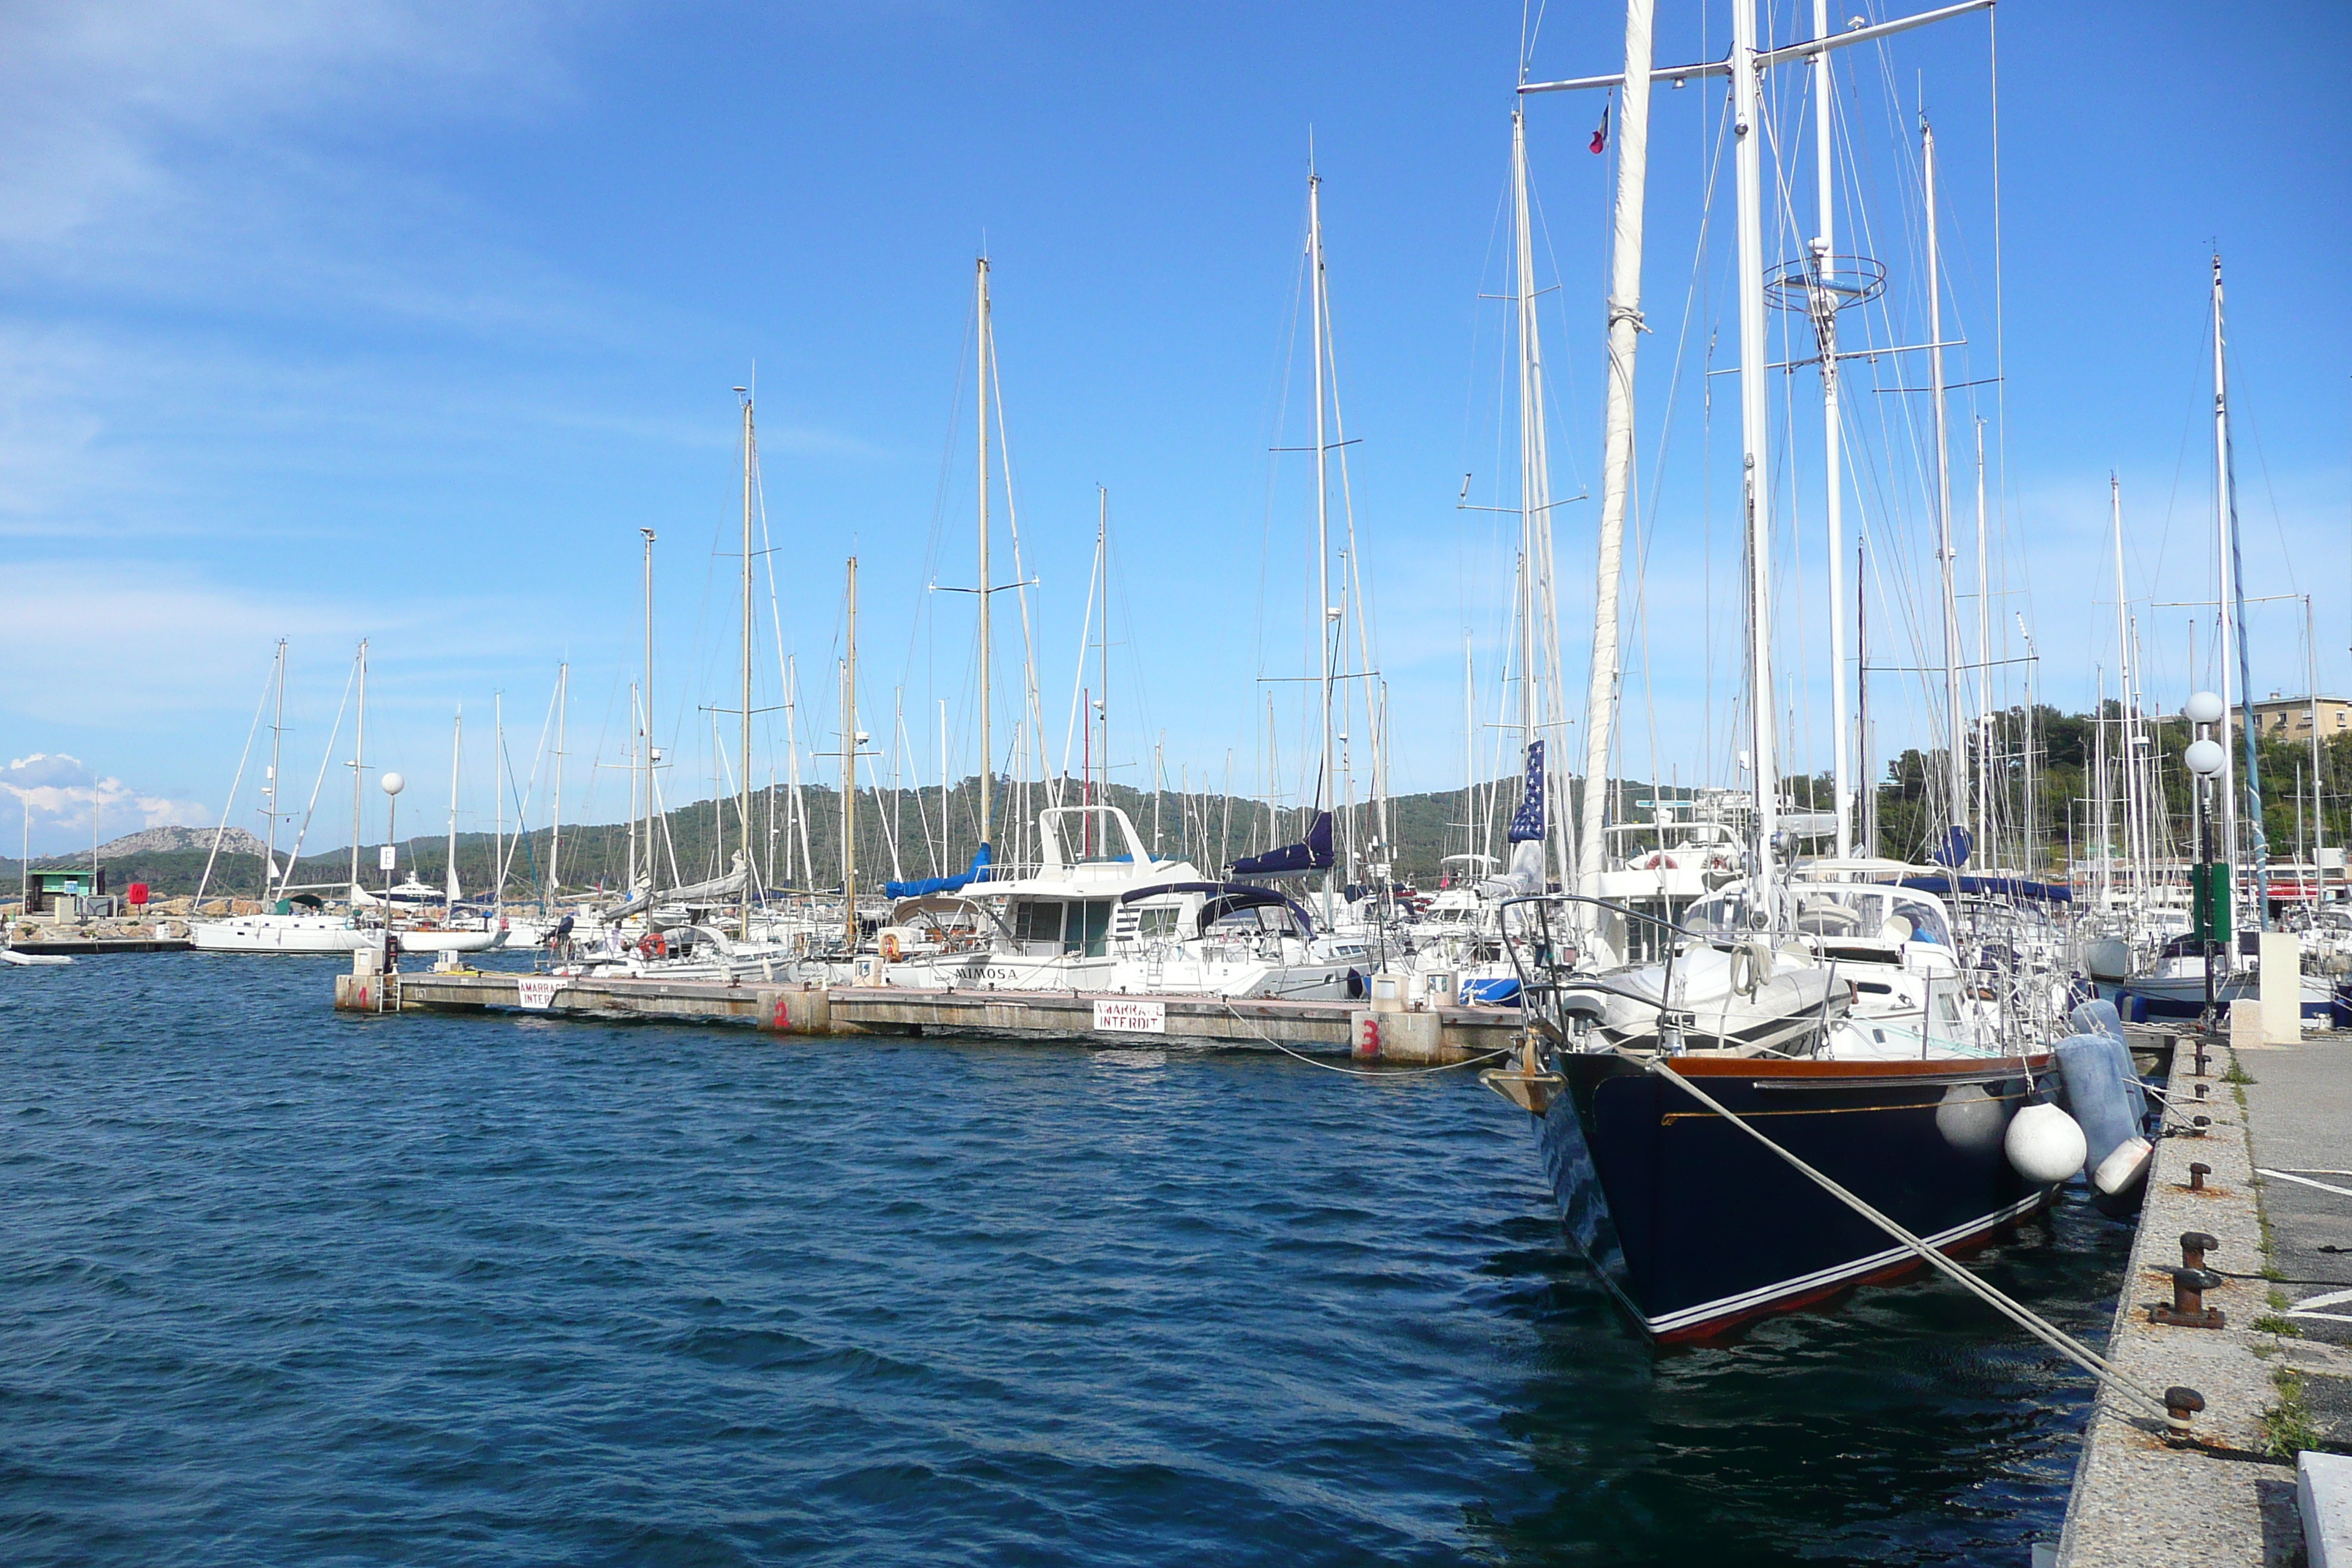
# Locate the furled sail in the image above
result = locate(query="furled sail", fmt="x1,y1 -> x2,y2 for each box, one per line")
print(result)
886,843 -> 992,901
1230,811 -> 1333,878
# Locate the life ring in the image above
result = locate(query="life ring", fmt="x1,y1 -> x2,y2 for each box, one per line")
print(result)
1634,851 -> 1681,872
638,932 -> 668,959
879,931 -> 903,962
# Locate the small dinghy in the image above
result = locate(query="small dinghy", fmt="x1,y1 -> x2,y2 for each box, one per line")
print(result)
1,948 -> 73,966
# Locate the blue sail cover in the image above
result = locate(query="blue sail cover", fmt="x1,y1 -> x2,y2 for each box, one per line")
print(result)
1928,825 -> 1974,868
1507,741 -> 1546,843
885,843 -> 992,901
1900,873 -> 2072,904
1230,811 -> 1333,878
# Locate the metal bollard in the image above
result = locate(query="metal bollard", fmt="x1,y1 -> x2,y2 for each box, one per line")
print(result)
2186,1163 -> 2212,1193
2150,1266 -> 2225,1329
2179,1231 -> 2217,1270
2194,1082 -> 2210,1101
2190,1115 -> 2211,1137
2163,1385 -> 2206,1438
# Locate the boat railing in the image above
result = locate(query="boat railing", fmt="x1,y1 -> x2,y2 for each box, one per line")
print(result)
1498,893 -> 1708,1049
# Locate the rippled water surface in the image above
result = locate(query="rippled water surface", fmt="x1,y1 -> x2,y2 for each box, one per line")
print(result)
1,954 -> 2132,1565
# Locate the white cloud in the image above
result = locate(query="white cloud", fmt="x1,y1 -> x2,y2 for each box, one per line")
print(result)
1,752 -> 211,856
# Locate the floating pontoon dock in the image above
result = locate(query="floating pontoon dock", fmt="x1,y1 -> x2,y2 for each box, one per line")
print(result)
334,968 -> 1513,1063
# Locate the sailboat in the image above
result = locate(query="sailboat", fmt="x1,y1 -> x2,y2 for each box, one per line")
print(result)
195,641 -> 380,954
2087,256 -> 2329,1025
1476,0 -> 2121,1341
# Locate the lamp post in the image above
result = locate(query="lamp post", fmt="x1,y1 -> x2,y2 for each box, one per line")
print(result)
2184,690 -> 2227,1030
381,772 -> 407,895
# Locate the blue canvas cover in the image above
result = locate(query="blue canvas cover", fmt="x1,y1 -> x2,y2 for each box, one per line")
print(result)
886,843 -> 992,902
1231,811 -> 1333,878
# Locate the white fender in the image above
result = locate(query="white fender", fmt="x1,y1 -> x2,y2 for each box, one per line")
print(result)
2005,1101 -> 2088,1185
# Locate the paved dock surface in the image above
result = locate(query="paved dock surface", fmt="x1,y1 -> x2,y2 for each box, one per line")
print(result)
2056,1036 -> 2308,1567
2242,1037 -> 2352,1450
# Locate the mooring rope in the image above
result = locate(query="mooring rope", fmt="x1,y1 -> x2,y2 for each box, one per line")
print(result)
1620,1047 -> 2187,1429
1213,998 -> 1515,1079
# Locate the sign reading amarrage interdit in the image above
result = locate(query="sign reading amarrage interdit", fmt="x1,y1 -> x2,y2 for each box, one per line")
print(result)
515,976 -> 561,1011
1091,998 -> 1166,1035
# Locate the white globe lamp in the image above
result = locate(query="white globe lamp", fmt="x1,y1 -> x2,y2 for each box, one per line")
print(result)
381,772 -> 405,796
2183,690 -> 2225,726
2184,739 -> 2226,778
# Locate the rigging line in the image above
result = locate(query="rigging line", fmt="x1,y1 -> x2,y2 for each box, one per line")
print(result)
283,649 -> 358,881
1254,199 -> 1313,702
195,653 -> 277,904
987,314 -> 1054,815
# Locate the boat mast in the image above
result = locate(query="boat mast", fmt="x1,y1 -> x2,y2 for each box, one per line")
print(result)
641,526 -> 657,894
1732,0 -> 1779,911
843,557 -> 860,949
350,638 -> 368,894
1812,0 -> 1854,862
265,638 -> 286,900
2310,596 -> 2326,881
1097,486 -> 1109,850
1508,108 -> 1568,894
445,708 -> 461,916
2110,476 -> 2144,897
2213,252 -> 2263,932
1923,118 -> 1964,861
1974,418 -> 1991,864
1576,0 -> 1655,919
739,387 -> 757,936
976,258 -> 994,855
627,681 -> 640,896
551,662 -> 567,903
1308,162 -> 1338,913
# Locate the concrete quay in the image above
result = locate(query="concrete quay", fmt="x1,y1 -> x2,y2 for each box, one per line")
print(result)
333,966 -> 1520,1063
2057,1028 -> 2351,1568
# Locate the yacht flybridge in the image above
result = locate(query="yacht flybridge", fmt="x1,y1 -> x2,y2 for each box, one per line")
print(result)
869,805 -> 1370,1001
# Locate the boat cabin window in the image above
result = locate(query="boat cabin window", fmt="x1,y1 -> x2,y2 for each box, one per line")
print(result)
1133,905 -> 1180,941
1011,898 -> 1115,957
1886,898 -> 1952,947
1681,892 -> 1758,939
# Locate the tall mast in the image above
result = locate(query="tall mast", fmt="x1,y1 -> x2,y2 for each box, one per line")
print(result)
627,682 -> 640,894
265,638 -> 286,899
492,690 -> 504,901
739,387 -> 757,935
843,557 -> 860,948
1859,538 -> 1874,856
1812,0 -> 1854,860
445,707 -> 461,916
1308,162 -> 1337,912
350,638 -> 368,892
1097,486 -> 1110,836
2310,596 -> 2327,877
1732,0 -> 1779,910
1924,118 -> 1964,855
2213,252 -> 2261,931
551,663 -> 566,902
641,526 -> 657,893
1974,417 -> 1991,862
1463,633 -> 1476,867
975,258 -> 994,852
2110,476 -> 2143,894
1509,108 -> 1568,893
1577,0 -> 1655,918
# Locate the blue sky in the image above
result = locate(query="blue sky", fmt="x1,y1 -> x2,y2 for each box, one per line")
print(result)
1,1 -> 2345,858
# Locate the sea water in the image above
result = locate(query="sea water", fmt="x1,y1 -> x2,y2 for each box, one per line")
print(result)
0,954 -> 2128,1566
